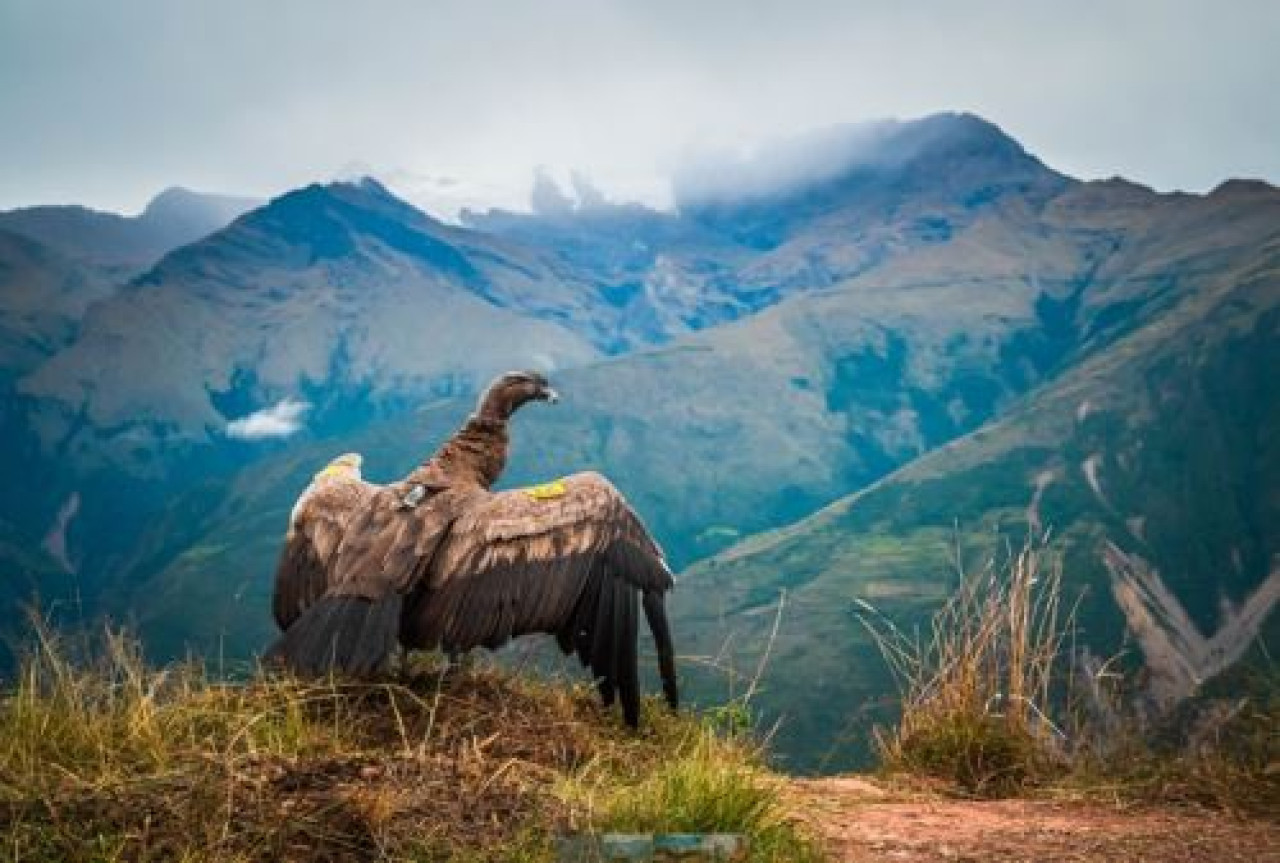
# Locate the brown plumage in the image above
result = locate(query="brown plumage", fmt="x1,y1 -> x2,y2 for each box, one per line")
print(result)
271,452 -> 377,630
266,370 -> 678,727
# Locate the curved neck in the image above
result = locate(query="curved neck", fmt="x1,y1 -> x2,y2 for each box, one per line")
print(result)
476,383 -> 531,422
413,414 -> 509,489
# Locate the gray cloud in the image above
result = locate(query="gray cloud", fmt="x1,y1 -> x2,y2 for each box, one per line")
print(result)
1,0 -> 1277,214
225,398 -> 310,440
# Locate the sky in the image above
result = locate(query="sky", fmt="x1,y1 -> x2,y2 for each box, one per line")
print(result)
2,0 -> 1278,215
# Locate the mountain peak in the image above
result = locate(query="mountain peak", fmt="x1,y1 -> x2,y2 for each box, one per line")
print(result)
142,186 -> 202,216
269,176 -> 431,225
140,186 -> 261,225
898,111 -> 1034,162
136,174 -> 483,287
1208,178 -> 1278,200
672,112 -> 1068,250
318,175 -> 398,203
673,112 -> 1059,212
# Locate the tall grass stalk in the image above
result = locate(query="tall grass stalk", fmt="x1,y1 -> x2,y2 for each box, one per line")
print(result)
858,534 -> 1072,794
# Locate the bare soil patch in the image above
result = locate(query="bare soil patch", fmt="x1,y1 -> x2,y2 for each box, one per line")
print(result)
789,777 -> 1279,863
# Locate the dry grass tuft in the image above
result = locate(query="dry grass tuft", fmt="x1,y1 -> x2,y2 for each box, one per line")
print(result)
857,534 -> 1070,796
0,620 -> 823,862
858,534 -> 1279,812
1060,661 -> 1280,814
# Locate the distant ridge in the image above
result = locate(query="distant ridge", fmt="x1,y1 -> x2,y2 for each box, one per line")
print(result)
0,187 -> 261,276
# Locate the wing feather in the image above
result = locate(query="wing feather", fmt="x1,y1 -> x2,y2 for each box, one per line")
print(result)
401,471 -> 677,726
267,482 -> 478,676
272,477 -> 378,629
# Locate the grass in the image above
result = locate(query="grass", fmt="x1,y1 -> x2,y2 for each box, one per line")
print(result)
562,715 -> 822,863
858,533 -> 1280,812
857,533 -> 1070,795
0,620 -> 824,862
1060,658 -> 1280,814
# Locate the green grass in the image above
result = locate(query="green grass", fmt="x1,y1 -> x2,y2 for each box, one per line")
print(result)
0,621 -> 824,862
562,715 -> 823,863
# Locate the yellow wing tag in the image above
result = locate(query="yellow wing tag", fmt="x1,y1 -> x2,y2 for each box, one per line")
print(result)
523,479 -> 568,501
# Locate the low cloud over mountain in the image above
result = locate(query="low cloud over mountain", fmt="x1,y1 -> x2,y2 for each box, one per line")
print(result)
225,398 -> 310,441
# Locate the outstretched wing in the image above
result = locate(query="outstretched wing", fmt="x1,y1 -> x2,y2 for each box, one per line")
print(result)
272,477 -> 380,630
265,481 -> 481,677
402,471 -> 678,727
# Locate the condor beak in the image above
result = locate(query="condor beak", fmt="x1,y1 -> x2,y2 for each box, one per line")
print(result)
541,387 -> 560,404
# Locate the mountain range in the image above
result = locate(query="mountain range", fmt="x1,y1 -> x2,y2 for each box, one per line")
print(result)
0,188 -> 261,378
1,113 -> 1275,770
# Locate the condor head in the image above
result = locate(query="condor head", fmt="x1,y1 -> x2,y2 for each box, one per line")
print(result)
477,370 -> 559,420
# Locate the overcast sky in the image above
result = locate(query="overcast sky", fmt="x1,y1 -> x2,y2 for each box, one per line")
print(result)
2,0 -> 1278,214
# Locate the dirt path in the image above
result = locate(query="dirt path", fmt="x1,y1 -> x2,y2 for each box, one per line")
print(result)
788,777 -> 1279,862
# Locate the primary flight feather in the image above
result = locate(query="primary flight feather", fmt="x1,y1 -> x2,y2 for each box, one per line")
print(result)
267,370 -> 678,727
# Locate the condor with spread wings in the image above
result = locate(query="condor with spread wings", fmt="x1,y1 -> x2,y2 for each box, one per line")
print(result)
267,371 -> 678,727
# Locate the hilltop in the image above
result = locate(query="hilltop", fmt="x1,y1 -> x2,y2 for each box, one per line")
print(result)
2,630 -> 1273,862
0,630 -> 818,862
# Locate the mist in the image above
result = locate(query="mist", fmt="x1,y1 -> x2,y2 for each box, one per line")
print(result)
2,0 -> 1278,214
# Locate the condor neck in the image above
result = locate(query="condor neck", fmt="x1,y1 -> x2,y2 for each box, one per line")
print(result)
429,414 -> 509,488
477,391 -> 520,422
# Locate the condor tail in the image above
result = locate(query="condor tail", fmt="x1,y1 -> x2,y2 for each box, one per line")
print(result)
264,593 -> 402,678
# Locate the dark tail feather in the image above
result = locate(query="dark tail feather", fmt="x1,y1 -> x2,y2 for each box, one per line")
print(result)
643,590 -> 679,711
616,581 -> 640,728
264,593 -> 402,678
589,575 -> 617,707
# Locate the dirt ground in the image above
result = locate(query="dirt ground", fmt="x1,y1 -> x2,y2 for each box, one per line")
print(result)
788,777 -> 1280,863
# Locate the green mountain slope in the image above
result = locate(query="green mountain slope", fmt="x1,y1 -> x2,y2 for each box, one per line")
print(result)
675,182 -> 1280,768
114,179 -> 1280,706
3,118 -> 1277,774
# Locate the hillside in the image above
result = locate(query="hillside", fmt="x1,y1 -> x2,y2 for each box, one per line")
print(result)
111,186 -> 1103,657
0,115 -> 1276,772
676,179 -> 1280,767
2,114 -> 1082,654
0,229 -> 115,377
112,159 -> 1280,683
18,178 -> 601,465
0,188 -> 260,380
0,179 -> 602,615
